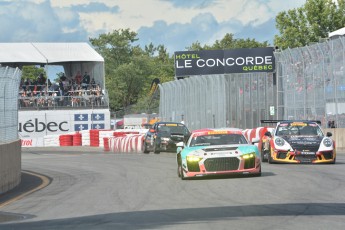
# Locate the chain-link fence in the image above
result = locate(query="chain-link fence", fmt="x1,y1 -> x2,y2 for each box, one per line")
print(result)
0,66 -> 22,143
160,37 -> 345,130
159,72 -> 275,131
276,37 -> 345,128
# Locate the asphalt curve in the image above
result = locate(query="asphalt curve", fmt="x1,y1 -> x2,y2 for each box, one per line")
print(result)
0,147 -> 345,230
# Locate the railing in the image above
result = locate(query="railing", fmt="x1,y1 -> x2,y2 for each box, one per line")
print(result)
18,85 -> 109,110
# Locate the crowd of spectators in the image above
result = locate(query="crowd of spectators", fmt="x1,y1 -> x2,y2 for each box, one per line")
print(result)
19,71 -> 104,109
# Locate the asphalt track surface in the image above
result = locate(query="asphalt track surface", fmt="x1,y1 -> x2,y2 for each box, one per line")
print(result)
0,147 -> 345,230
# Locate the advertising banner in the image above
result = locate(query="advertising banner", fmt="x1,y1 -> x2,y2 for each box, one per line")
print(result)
174,47 -> 275,76
19,109 -> 110,147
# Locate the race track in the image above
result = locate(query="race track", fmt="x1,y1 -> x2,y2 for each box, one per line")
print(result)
1,147 -> 345,230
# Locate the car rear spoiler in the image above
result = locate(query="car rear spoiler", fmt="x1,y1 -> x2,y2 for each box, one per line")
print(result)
260,120 -> 321,125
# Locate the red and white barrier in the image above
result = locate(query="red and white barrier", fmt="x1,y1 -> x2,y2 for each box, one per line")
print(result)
59,134 -> 73,146
80,130 -> 91,146
243,127 -> 274,143
73,132 -> 82,146
107,134 -> 145,153
44,135 -> 60,147
39,128 -> 148,152
99,131 -> 117,147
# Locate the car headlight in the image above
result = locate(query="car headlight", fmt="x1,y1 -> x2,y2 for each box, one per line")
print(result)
323,138 -> 332,147
187,155 -> 202,162
242,153 -> 255,159
275,137 -> 285,146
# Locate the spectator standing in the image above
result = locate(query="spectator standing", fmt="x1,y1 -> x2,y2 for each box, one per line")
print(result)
75,71 -> 82,85
82,72 -> 90,89
90,78 -> 96,88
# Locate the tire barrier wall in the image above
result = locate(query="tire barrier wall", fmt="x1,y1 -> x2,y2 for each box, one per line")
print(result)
243,127 -> 274,144
41,129 -> 148,153
107,134 -> 145,153
0,140 -> 21,195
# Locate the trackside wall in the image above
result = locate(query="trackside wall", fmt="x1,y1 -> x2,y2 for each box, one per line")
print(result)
0,140 -> 21,194
0,66 -> 22,194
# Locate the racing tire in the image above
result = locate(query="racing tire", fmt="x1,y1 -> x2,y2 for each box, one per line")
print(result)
177,156 -> 181,177
142,141 -> 149,154
153,143 -> 160,154
179,164 -> 186,180
254,165 -> 262,177
267,152 -> 274,164
261,150 -> 268,162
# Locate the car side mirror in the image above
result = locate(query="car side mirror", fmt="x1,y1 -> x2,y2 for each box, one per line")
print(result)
176,142 -> 184,147
176,142 -> 184,153
326,132 -> 332,137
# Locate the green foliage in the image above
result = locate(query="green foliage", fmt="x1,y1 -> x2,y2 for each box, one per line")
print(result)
186,33 -> 270,51
274,0 -> 345,49
21,66 -> 46,81
90,29 -> 174,114
90,28 -> 275,115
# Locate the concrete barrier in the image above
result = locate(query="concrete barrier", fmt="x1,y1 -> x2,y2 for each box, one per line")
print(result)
0,140 -> 21,194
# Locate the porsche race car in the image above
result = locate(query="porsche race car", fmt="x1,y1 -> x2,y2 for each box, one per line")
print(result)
262,120 -> 336,164
176,128 -> 261,179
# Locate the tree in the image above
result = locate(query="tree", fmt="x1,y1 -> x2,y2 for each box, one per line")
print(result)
90,29 -> 174,114
186,33 -> 270,51
21,66 -> 46,81
274,0 -> 345,49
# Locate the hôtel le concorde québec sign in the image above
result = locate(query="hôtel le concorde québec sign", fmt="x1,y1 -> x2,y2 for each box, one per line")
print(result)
174,47 -> 275,77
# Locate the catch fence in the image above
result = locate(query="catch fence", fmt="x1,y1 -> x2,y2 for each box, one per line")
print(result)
159,37 -> 345,130
276,37 -> 345,128
0,66 -> 22,143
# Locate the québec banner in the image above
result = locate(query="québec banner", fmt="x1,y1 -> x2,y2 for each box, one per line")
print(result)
174,47 -> 275,76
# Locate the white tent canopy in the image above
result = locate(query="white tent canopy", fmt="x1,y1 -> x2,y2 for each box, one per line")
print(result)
0,42 -> 105,88
329,27 -> 345,39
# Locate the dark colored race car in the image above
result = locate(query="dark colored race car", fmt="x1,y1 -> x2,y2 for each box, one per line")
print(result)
142,122 -> 190,153
263,120 -> 336,164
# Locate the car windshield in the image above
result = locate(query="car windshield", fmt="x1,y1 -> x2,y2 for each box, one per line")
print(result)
276,122 -> 323,136
157,124 -> 188,135
189,134 -> 248,147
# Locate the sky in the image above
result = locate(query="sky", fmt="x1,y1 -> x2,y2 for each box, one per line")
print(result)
0,0 -> 306,78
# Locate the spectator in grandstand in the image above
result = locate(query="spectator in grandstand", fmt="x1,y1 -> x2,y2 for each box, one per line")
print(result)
47,79 -> 52,88
60,73 -> 67,81
58,79 -> 64,100
90,78 -> 96,88
23,78 -> 31,91
20,90 -> 31,107
37,73 -> 46,91
93,84 -> 102,106
82,72 -> 90,89
75,71 -> 82,85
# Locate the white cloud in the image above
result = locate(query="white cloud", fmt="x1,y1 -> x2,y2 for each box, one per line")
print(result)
0,0 -> 306,52
49,0 -> 306,38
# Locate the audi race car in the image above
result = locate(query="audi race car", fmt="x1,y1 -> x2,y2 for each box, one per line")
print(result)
176,128 -> 261,180
263,120 -> 336,164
